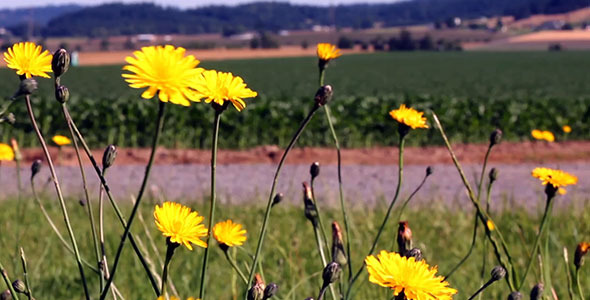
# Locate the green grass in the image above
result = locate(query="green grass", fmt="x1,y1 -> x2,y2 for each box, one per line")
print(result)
1,51 -> 590,149
1,194 -> 590,299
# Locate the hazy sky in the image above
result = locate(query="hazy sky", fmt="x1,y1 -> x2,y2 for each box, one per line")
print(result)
0,0 -> 400,9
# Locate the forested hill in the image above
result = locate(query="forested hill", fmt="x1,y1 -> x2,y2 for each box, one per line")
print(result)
3,0 -> 590,37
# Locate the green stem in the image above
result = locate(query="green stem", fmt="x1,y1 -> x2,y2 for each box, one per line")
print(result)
244,103 -> 321,296
313,225 -> 337,300
100,101 -> 166,300
161,241 -> 178,297
199,109 -> 222,299
310,179 -> 330,257
444,213 -> 479,279
576,267 -> 585,300
0,261 -> 20,300
346,135 -> 405,299
468,279 -> 494,300
19,249 -> 32,300
543,206 -> 553,295
477,146 -> 492,201
517,195 -> 554,291
61,103 -> 103,290
223,248 -> 248,284
564,248 -> 575,300
24,95 -> 90,300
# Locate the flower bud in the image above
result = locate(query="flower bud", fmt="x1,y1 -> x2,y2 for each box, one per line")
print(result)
426,166 -> 433,177
508,291 -> 522,300
55,85 -> 70,103
490,129 -> 502,147
31,159 -> 42,180
263,283 -> 278,299
397,221 -> 412,256
302,182 -> 318,226
0,290 -> 10,300
11,280 -> 25,294
79,198 -> 86,207
102,144 -> 117,170
271,193 -> 283,207
489,168 -> 498,183
13,78 -> 38,98
52,48 -> 70,77
10,139 -> 22,162
314,85 -> 333,106
310,162 -> 320,180
490,266 -> 506,282
322,262 -> 341,285
1,113 -> 16,125
574,242 -> 590,269
406,248 -> 423,261
247,274 -> 265,300
529,283 -> 543,300
331,221 -> 347,266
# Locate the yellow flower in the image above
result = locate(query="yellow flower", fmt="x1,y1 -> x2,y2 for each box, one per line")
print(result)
213,219 -> 247,247
122,45 -> 204,106
563,125 -> 572,133
193,70 -> 257,112
389,104 -> 428,129
541,131 -> 555,142
531,130 -> 555,142
486,220 -> 495,231
317,43 -> 341,61
0,143 -> 15,161
3,42 -> 52,78
156,297 -> 199,300
532,167 -> 578,193
365,250 -> 457,300
154,202 -> 208,250
531,129 -> 543,140
52,135 -> 71,146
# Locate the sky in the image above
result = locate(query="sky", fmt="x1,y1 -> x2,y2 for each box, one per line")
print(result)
0,0 -> 401,9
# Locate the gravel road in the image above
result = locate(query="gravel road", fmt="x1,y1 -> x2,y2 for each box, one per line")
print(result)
1,162 -> 587,210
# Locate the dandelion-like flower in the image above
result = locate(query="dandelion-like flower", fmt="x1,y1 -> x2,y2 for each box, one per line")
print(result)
193,70 -> 257,112
532,167 -> 577,194
531,130 -> 554,142
563,125 -> 572,133
317,43 -> 341,62
0,143 -> 15,161
213,219 -> 247,247
154,202 -> 208,250
389,104 -> 428,129
3,42 -> 52,78
122,45 -> 204,106
52,135 -> 71,146
365,250 -> 457,300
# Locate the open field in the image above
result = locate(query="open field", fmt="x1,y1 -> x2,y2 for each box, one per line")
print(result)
0,198 -> 589,299
1,51 -> 589,149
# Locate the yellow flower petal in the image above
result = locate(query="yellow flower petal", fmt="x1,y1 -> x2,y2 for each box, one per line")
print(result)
317,43 -> 342,61
0,143 -> 15,161
52,135 -> 71,146
389,104 -> 429,129
213,219 -> 247,247
3,42 -> 52,78
193,70 -> 257,111
532,167 -> 578,192
154,202 -> 208,250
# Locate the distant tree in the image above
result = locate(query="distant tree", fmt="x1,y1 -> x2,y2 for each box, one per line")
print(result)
300,40 -> 309,49
260,32 -> 279,49
371,35 -> 387,51
561,23 -> 574,30
250,37 -> 260,49
548,43 -> 563,51
100,38 -> 110,51
397,29 -> 415,51
337,36 -> 353,49
124,37 -> 136,50
419,34 -> 435,50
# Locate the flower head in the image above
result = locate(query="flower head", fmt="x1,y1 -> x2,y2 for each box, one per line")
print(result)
122,45 -> 204,106
193,70 -> 257,112
532,167 -> 577,194
154,202 -> 208,250
0,143 -> 15,161
563,125 -> 572,133
365,250 -> 457,300
317,43 -> 341,62
213,219 -> 247,247
389,104 -> 428,129
3,42 -> 52,78
52,135 -> 71,146
531,130 -> 554,142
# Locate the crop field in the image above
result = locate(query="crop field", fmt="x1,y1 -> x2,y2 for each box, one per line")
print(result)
1,51 -> 589,149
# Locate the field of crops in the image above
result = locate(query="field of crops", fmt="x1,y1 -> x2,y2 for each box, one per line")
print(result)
1,51 -> 589,149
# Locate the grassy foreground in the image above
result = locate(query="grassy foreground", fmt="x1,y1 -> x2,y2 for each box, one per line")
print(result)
0,195 -> 589,299
1,51 -> 590,148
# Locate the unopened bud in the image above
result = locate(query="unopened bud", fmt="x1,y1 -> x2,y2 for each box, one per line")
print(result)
79,198 -> 86,207
247,274 -> 265,300
13,78 -> 38,98
426,166 -> 433,176
102,144 -> 117,170
529,283 -> 543,300
10,139 -> 22,162
397,221 -> 412,256
575,242 -> 590,269
489,168 -> 498,183
331,222 -> 347,266
314,85 -> 333,106
11,280 -> 25,294
0,290 -> 10,300
322,262 -> 341,285
263,283 -> 278,299
55,85 -> 70,103
302,182 -> 318,226
271,193 -> 283,207
52,48 -> 70,77
406,248 -> 423,261
508,291 -> 522,300
310,162 -> 320,180
490,266 -> 506,282
31,159 -> 42,180
490,129 -> 502,147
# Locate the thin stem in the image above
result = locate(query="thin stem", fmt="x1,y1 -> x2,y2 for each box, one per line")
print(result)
101,101 -> 166,300
24,95 -> 90,300
19,249 -> 32,300
468,279 -> 494,300
61,103 -> 103,289
395,171 -> 429,224
477,146 -> 492,200
313,225 -> 337,300
98,168 -> 112,297
563,248 -> 575,300
223,248 -> 248,284
245,103 -> 321,295
317,283 -> 329,300
0,261 -> 20,300
346,135 -> 405,298
444,213 -> 479,280
199,109 -> 222,299
543,207 -> 553,295
310,179 -> 330,255
518,196 -> 554,291
161,242 -> 177,297
576,267 -> 585,300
